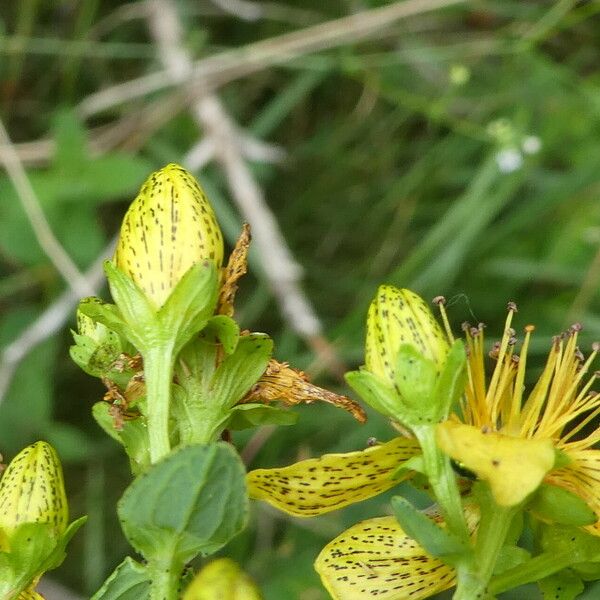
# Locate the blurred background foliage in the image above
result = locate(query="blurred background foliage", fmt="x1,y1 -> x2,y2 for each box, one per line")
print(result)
1,0 -> 600,598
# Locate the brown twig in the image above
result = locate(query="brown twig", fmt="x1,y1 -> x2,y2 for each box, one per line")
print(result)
80,0 -> 465,117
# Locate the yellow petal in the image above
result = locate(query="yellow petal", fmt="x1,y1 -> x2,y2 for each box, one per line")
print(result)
114,163 -> 224,308
247,437 -> 420,517
365,286 -> 449,384
546,448 -> 600,536
183,558 -> 262,600
0,442 -> 68,541
315,515 -> 456,600
436,421 -> 555,506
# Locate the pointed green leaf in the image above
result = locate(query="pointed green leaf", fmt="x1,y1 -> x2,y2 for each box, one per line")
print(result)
391,496 -> 469,560
345,369 -> 400,419
92,403 -> 150,474
90,557 -> 150,600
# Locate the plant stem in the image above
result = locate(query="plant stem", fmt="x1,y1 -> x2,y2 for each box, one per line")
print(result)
453,503 -> 516,599
149,554 -> 183,600
144,343 -> 175,463
416,425 -> 469,542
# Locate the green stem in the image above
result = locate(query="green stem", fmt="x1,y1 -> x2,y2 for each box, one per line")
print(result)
415,425 -> 469,542
453,503 -> 516,599
149,553 -> 183,600
144,344 -> 175,463
489,550 -> 574,596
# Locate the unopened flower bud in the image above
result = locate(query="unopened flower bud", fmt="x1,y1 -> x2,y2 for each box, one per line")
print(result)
365,285 -> 449,385
0,442 -> 68,545
114,163 -> 224,308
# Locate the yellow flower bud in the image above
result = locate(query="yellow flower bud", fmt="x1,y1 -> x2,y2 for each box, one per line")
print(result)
183,558 -> 262,600
114,163 -> 224,308
365,285 -> 449,384
0,442 -> 68,547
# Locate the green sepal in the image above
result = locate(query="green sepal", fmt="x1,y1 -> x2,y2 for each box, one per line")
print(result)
103,260 -> 219,356
394,344 -> 437,414
538,569 -> 584,600
210,334 -> 272,411
103,261 -> 156,350
391,496 -> 469,562
157,261 -> 219,355
118,443 -> 248,564
0,517 -> 86,598
226,404 -> 298,430
391,454 -> 424,480
92,403 -> 150,475
345,369 -> 401,420
90,557 -> 150,600
431,340 -> 467,420
529,483 -> 597,527
199,315 -> 240,355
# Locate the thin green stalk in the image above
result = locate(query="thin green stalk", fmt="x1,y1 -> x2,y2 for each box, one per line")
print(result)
489,550 -> 575,596
415,425 -> 469,542
453,505 -> 516,599
144,344 -> 176,463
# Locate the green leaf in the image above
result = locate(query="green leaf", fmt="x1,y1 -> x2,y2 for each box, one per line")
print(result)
391,496 -> 468,561
530,483 -> 597,527
345,369 -> 400,420
90,557 -> 150,600
92,403 -> 150,474
118,443 -> 248,564
539,569 -> 584,600
77,297 -> 131,349
210,334 -> 273,411
226,404 -> 298,430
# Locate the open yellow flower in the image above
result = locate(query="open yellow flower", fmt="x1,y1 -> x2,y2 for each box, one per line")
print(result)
435,303 -> 600,522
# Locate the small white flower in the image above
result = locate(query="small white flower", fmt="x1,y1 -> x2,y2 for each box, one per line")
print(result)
522,135 -> 542,155
495,148 -> 523,173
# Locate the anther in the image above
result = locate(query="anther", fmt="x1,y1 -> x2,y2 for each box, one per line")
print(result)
592,342 -> 600,352
570,323 -> 583,333
524,324 -> 535,333
462,321 -> 471,332
432,295 -> 446,305
507,301 -> 518,312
